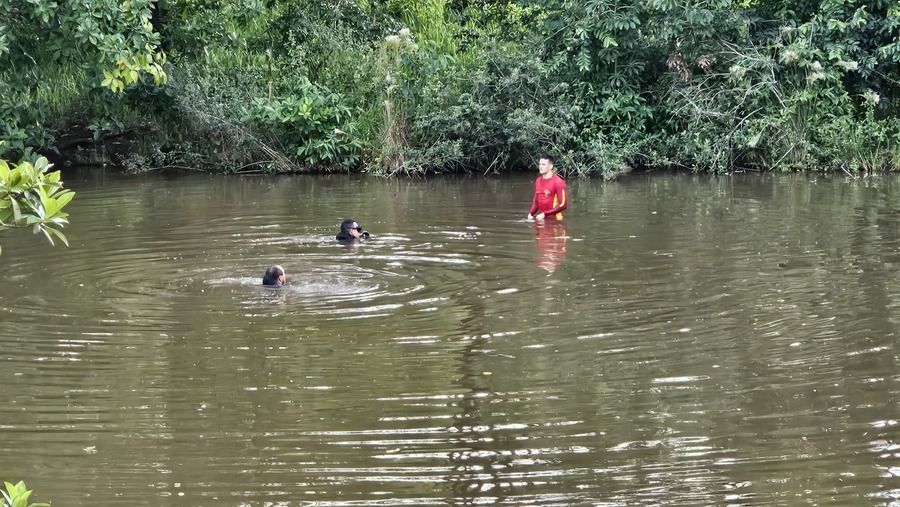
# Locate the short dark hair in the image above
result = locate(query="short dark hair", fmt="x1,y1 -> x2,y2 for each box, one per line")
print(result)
340,218 -> 361,232
539,154 -> 554,165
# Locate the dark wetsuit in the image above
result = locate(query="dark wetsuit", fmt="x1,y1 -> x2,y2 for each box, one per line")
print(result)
335,230 -> 358,241
263,265 -> 285,287
336,219 -> 370,242
262,274 -> 282,287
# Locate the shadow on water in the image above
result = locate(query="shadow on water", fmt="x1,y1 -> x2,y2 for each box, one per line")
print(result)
0,170 -> 898,506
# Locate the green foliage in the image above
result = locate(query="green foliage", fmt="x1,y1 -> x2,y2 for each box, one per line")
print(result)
0,0 -> 166,91
373,29 -> 421,173
2,0 -> 900,174
571,133 -> 645,179
816,93 -> 900,172
400,39 -> 574,175
121,61 -> 271,173
0,481 -> 49,507
120,0 -> 384,173
614,0 -> 900,172
452,0 -> 544,43
365,0 -> 458,53
0,97 -> 54,161
269,1 -> 389,84
245,80 -> 363,170
538,0 -> 658,142
0,0 -> 167,159
0,148 -> 75,255
155,0 -> 269,59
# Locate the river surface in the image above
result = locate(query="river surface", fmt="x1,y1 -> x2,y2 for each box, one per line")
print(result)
1,170 -> 898,506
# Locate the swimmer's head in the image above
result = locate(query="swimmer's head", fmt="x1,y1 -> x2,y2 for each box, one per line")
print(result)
263,264 -> 286,286
340,219 -> 361,233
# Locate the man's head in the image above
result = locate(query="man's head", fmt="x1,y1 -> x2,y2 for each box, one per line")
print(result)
538,155 -> 554,177
339,218 -> 365,239
340,219 -> 361,233
263,265 -> 286,286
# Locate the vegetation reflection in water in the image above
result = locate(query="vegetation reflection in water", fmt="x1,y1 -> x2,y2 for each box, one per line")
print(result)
0,171 -> 898,506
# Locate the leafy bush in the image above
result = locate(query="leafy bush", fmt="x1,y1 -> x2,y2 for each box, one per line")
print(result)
120,60 -> 272,173
244,79 -> 362,170
400,39 -> 575,175
0,481 -> 49,507
0,94 -> 54,162
816,93 -> 900,172
4,0 -> 900,174
0,0 -> 166,158
0,152 -> 75,254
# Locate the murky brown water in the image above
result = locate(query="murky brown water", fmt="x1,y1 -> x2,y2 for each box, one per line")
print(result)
1,170 -> 898,506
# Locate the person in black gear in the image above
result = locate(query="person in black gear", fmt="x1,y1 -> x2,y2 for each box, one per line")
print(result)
335,219 -> 370,242
262,265 -> 286,287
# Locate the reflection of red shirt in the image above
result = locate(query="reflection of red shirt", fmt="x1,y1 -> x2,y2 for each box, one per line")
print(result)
529,174 -> 567,219
534,221 -> 568,273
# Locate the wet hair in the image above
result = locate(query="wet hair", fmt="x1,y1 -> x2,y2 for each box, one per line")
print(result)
262,265 -> 285,286
336,218 -> 369,241
340,219 -> 360,233
539,154 -> 555,165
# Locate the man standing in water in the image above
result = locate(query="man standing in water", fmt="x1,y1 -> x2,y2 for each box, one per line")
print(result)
527,155 -> 567,220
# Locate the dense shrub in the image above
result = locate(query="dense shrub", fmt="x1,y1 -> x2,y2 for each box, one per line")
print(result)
401,40 -> 575,175
2,0 -> 899,174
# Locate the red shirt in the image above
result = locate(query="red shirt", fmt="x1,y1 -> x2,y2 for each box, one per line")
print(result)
530,173 -> 567,219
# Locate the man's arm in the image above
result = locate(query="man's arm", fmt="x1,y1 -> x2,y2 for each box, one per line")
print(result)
528,193 -> 539,218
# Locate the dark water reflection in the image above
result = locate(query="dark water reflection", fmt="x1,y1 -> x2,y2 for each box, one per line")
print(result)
1,170 -> 898,506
